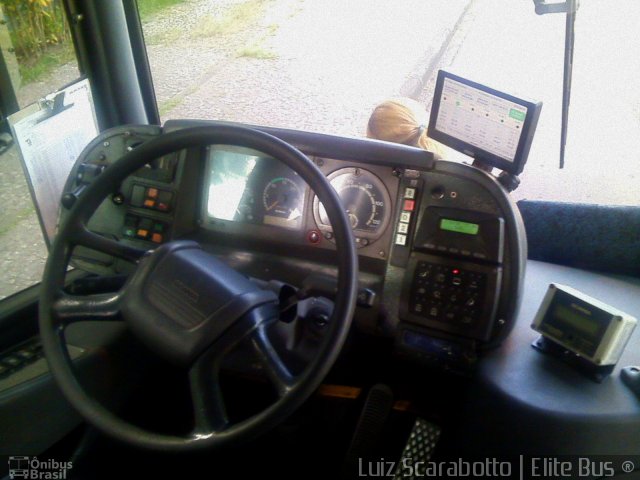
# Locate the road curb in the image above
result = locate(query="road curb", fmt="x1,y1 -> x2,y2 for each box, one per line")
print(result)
399,0 -> 476,100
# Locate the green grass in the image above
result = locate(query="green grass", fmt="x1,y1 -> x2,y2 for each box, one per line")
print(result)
19,43 -> 75,84
237,43 -> 277,59
146,27 -> 183,45
137,0 -> 185,19
158,95 -> 185,116
192,0 -> 268,38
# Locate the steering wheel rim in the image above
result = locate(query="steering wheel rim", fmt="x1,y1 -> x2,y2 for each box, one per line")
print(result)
39,125 -> 359,450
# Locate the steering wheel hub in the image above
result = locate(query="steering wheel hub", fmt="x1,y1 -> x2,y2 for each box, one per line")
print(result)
121,240 -> 279,365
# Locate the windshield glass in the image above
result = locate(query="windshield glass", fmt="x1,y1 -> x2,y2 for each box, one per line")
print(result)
140,0 -> 639,206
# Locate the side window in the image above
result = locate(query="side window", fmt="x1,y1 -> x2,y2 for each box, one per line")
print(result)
0,0 -> 81,300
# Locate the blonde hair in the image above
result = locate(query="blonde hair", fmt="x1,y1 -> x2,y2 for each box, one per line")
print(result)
367,98 -> 443,155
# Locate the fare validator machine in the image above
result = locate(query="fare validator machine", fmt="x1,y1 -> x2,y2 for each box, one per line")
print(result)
396,70 -> 542,372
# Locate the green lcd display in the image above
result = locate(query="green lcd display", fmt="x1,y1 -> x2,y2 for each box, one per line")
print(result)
440,218 -> 479,235
552,304 -> 600,338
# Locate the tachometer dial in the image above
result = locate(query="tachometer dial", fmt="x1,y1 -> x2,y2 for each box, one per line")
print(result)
262,177 -> 304,222
313,167 -> 392,242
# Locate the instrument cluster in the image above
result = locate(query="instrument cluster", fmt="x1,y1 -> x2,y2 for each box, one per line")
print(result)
203,145 -> 397,251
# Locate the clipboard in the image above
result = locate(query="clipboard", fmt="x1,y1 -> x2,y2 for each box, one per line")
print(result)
8,78 -> 99,247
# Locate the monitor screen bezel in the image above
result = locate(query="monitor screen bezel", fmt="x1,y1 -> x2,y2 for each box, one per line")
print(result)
428,70 -> 542,175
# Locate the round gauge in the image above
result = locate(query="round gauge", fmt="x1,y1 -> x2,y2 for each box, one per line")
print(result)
313,167 -> 392,242
262,177 -> 304,222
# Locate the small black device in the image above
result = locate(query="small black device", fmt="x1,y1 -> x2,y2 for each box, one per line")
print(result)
428,70 -> 542,175
532,284 -> 637,380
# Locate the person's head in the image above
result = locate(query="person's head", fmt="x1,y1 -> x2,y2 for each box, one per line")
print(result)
367,98 -> 443,155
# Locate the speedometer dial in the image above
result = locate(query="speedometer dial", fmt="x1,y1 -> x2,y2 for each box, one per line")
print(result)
313,167 -> 392,242
262,176 -> 304,227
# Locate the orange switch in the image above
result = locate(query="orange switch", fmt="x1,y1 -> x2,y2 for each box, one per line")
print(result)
151,233 -> 163,243
147,188 -> 158,199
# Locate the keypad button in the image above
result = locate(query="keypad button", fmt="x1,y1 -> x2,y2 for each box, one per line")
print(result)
2,355 -> 22,368
411,260 -> 487,327
15,350 -> 35,360
395,234 -> 407,246
461,315 -> 474,325
397,222 -> 408,234
400,212 -> 411,223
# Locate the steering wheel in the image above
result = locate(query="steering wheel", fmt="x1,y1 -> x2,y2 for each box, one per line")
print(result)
39,125 -> 358,450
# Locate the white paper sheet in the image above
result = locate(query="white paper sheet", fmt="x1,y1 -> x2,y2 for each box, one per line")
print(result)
8,79 -> 98,243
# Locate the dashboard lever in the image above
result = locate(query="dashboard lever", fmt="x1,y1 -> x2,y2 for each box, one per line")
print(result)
61,184 -> 87,209
299,273 -> 375,308
249,278 -> 299,323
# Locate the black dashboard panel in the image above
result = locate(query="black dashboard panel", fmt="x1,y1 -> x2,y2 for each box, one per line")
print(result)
52,120 -> 640,457
60,120 -> 527,368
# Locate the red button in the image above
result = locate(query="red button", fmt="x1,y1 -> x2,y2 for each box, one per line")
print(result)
151,233 -> 163,244
403,199 -> 415,211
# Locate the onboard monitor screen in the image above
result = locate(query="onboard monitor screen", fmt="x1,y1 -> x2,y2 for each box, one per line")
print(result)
428,71 -> 542,174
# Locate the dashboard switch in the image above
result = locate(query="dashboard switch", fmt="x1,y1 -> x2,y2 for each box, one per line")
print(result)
404,187 -> 416,199
395,234 -> 407,246
403,199 -> 415,211
130,185 -> 145,207
400,212 -> 411,223
155,190 -> 173,212
356,288 -> 376,308
307,230 -> 321,244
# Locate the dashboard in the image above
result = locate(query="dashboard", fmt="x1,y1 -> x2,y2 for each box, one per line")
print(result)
61,120 -> 527,371
45,119 -> 640,457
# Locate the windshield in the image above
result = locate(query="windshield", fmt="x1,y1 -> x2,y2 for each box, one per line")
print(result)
0,0 -> 638,300
141,0 -> 639,206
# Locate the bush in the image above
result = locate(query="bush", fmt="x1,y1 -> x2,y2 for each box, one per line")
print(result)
1,0 -> 70,60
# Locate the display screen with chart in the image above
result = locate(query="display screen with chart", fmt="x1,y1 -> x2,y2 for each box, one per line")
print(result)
428,70 -> 542,174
